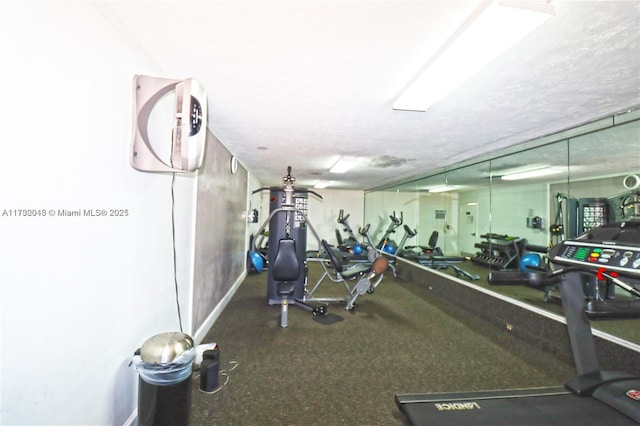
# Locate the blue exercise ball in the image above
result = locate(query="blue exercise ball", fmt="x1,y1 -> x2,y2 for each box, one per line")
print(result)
382,244 -> 397,255
249,251 -> 264,273
519,253 -> 541,272
353,244 -> 364,255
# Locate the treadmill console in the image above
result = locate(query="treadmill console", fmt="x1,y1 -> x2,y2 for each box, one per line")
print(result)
549,219 -> 640,279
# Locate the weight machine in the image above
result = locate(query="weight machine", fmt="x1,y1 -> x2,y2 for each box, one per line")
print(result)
549,191 -> 636,245
251,167 -> 388,326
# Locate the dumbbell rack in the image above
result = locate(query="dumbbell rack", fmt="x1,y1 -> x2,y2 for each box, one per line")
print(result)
472,233 -> 525,270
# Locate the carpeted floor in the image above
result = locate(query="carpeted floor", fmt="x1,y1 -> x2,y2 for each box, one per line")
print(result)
190,262 -> 577,425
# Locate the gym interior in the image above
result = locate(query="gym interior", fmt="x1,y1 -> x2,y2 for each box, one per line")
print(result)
2,2 -> 639,426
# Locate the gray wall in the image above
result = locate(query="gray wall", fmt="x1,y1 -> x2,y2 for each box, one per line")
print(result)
193,132 -> 249,336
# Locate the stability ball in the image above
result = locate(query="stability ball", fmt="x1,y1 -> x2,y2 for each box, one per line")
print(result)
249,251 -> 264,273
382,244 -> 397,255
519,253 -> 541,272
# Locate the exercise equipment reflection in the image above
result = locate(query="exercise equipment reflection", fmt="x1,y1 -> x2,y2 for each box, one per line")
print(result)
400,226 -> 479,281
335,209 -> 368,258
491,242 -> 615,303
376,211 -> 403,255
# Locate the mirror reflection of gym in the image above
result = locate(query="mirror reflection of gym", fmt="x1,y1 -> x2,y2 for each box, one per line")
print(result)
364,110 -> 640,346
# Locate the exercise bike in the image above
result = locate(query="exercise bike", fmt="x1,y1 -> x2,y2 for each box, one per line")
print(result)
376,211 -> 403,255
396,219 -> 640,425
401,226 -> 480,281
334,209 -> 372,262
359,222 -> 398,277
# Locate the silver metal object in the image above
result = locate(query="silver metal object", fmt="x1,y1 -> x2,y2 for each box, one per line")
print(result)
140,332 -> 194,364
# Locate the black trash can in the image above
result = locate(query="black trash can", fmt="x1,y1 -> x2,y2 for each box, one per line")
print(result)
133,332 -> 196,426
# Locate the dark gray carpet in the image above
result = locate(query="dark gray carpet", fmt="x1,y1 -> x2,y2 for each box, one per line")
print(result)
190,262 -> 575,425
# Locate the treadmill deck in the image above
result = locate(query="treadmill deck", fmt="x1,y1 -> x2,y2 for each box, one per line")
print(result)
396,386 -> 638,425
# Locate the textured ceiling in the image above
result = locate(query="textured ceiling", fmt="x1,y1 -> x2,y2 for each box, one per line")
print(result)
100,1 -> 640,190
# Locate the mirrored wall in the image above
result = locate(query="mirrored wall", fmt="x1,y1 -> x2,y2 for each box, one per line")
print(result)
364,108 -> 640,345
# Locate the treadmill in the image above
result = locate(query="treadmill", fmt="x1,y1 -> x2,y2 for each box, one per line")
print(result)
396,219 -> 640,425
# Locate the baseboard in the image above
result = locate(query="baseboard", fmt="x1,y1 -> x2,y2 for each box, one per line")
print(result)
123,408 -> 137,426
192,270 -> 247,345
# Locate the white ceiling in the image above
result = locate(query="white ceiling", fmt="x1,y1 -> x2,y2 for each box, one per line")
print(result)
100,1 -> 640,190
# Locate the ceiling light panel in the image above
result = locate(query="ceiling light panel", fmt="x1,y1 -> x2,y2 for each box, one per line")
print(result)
330,157 -> 359,173
394,1 -> 556,112
500,166 -> 565,180
429,185 -> 458,193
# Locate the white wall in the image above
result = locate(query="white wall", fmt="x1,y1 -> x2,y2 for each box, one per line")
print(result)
457,182 -> 550,252
1,3 -> 199,424
458,190 -> 492,256
307,189 -> 365,250
364,191 -> 418,248
417,193 -> 459,253
365,182 -> 552,258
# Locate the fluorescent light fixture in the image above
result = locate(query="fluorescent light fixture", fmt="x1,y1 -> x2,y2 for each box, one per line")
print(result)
429,185 -> 457,193
314,181 -> 330,189
393,1 -> 555,112
501,166 -> 564,181
330,157 -> 358,173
